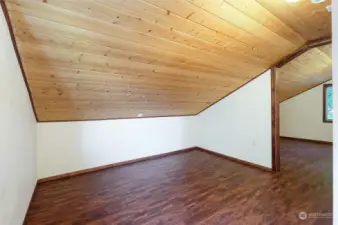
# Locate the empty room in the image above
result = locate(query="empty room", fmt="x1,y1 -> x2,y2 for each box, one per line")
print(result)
0,0 -> 336,224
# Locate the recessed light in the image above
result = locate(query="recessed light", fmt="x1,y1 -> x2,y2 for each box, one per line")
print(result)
137,113 -> 144,117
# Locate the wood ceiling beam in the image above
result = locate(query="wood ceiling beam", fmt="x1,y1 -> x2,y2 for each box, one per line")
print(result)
275,36 -> 332,68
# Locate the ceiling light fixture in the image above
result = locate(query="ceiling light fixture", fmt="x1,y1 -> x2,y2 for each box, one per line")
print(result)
311,0 -> 327,4
137,113 -> 144,117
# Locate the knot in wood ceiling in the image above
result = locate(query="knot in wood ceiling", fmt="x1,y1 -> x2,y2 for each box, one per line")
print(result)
2,0 -> 332,121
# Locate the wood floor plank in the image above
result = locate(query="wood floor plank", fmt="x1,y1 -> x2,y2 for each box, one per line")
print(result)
25,139 -> 332,224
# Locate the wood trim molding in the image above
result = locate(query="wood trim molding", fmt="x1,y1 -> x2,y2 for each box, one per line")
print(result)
38,146 -> 273,183
275,45 -> 308,68
0,1 -> 38,121
38,114 -> 196,123
307,36 -> 332,48
271,68 -> 280,173
323,84 -> 333,123
196,147 -> 272,172
275,36 -> 332,68
38,147 -> 197,183
280,136 -> 333,145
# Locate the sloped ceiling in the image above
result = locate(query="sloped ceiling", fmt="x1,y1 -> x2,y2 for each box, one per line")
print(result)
278,43 -> 332,101
4,0 -> 332,121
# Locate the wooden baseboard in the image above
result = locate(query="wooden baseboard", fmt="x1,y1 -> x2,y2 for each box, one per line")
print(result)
280,136 -> 333,145
38,147 -> 197,183
196,147 -> 272,172
38,146 -> 274,183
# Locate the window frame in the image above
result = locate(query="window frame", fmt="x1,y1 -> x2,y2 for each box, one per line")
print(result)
323,84 -> 333,123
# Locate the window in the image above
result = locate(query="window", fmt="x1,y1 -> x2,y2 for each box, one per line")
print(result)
323,84 -> 333,123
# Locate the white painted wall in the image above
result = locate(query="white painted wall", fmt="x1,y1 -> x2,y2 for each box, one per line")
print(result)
332,1 -> 337,224
37,116 -> 196,178
0,8 -> 37,225
37,70 -> 274,177
280,80 -> 333,142
195,70 -> 272,169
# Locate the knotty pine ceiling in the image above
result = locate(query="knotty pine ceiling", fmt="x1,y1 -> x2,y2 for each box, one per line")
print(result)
278,43 -> 332,101
5,0 -> 332,121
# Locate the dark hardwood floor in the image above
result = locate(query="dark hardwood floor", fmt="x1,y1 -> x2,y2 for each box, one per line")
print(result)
25,139 -> 332,225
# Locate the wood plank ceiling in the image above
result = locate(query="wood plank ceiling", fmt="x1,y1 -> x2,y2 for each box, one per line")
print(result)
278,43 -> 332,101
4,0 -> 332,121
